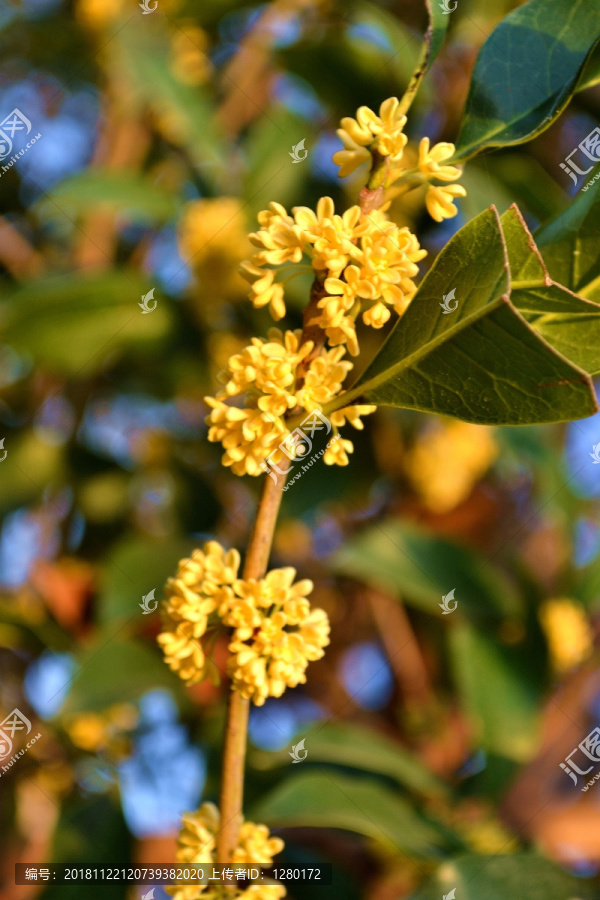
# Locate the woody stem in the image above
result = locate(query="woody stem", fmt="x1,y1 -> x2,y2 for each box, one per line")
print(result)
216,456 -> 290,863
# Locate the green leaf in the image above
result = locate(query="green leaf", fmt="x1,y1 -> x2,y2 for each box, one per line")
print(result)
455,0 -> 600,159
243,106 -> 311,221
0,431 -> 64,513
535,163 -> 600,302
578,43 -> 600,91
0,272 -> 171,374
409,852 -> 594,900
111,24 -> 226,187
98,535 -> 195,625
332,207 -> 597,425
43,795 -> 131,900
36,171 -> 180,224
252,721 -> 448,797
502,205 -> 600,375
425,0 -> 450,67
58,638 -> 183,715
448,621 -> 540,761
330,518 -> 520,622
251,771 -> 451,858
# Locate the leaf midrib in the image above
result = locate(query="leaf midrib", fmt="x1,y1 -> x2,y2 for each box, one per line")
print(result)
325,283 -> 509,412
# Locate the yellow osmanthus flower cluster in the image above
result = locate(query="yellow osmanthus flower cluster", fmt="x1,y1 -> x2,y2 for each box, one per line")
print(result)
170,23 -> 212,86
539,599 -> 594,673
241,197 -> 426,353
158,541 -> 329,706
167,803 -> 285,900
66,703 -> 138,759
333,97 -> 467,222
205,328 -> 375,475
405,421 -> 498,513
179,198 -> 253,321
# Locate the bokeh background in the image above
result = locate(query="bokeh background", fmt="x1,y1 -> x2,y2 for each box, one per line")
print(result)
2,0 -> 600,898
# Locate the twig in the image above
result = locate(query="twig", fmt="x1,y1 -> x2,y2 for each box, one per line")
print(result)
365,587 -> 433,707
216,457 -> 290,863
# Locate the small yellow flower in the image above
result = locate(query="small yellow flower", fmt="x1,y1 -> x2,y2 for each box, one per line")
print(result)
204,401 -> 287,477
323,436 -> 354,466
425,183 -> 467,222
333,97 -> 408,177
332,133 -> 372,178
225,568 -> 329,706
205,329 -> 375,475
241,197 -> 425,357
539,599 -> 594,673
168,804 -> 285,900
418,138 -> 462,182
157,542 -> 241,685
239,263 -> 286,320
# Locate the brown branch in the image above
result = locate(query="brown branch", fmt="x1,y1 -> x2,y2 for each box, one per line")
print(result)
216,457 -> 290,864
365,587 -> 433,707
0,218 -> 44,280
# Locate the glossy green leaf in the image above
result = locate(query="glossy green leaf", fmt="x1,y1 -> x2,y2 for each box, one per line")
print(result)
409,852 -> 594,900
332,208 -> 597,424
59,638 -> 183,715
455,0 -> 600,159
0,272 -> 171,374
502,205 -> 600,375
252,771 -> 451,857
448,621 -> 540,761
536,164 -> 600,302
36,171 -> 180,224
330,518 -> 520,621
578,43 -> 600,91
425,0 -> 450,66
252,722 -> 448,797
